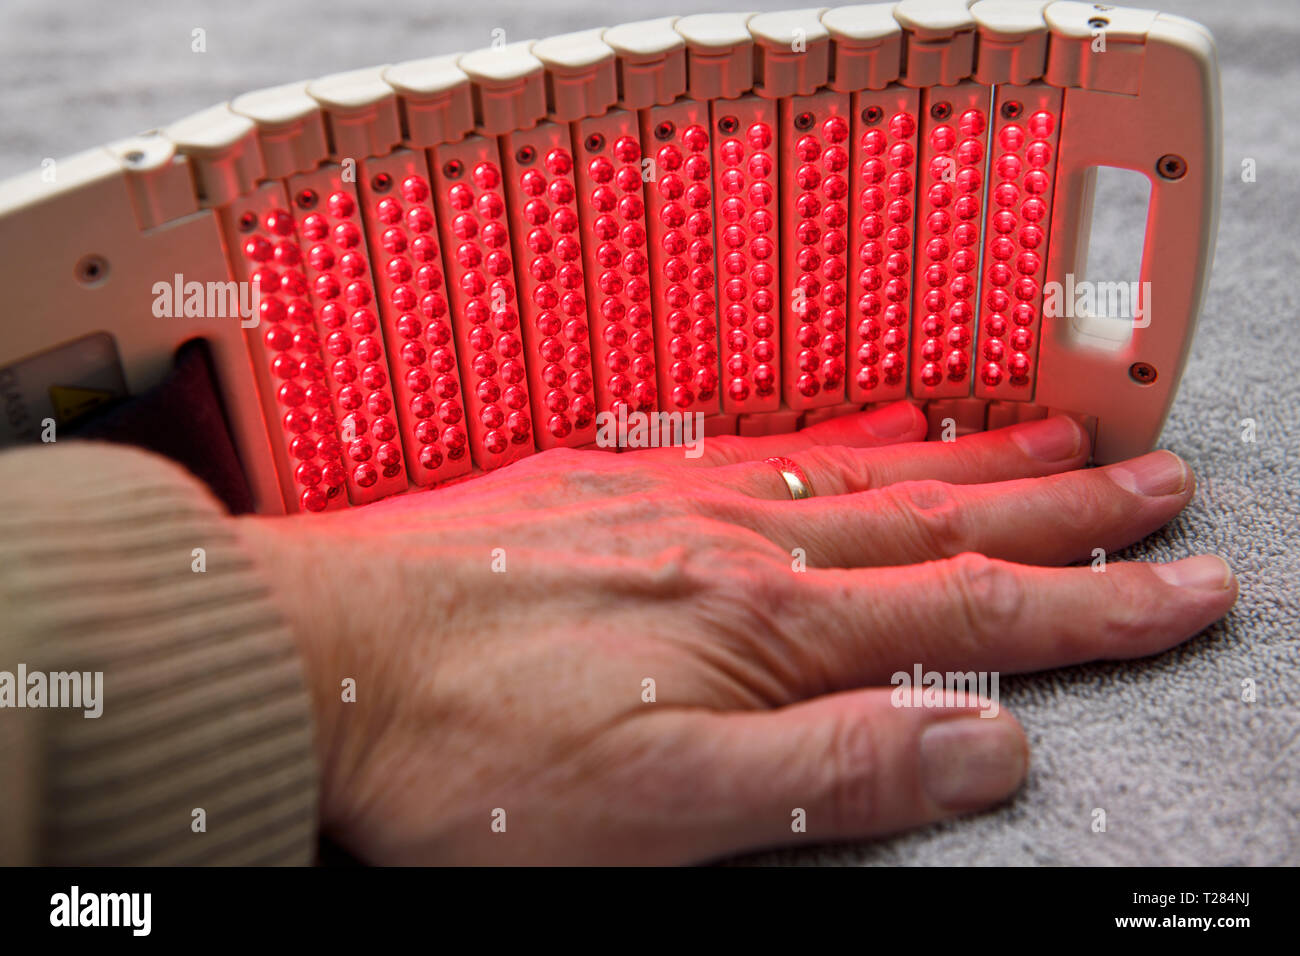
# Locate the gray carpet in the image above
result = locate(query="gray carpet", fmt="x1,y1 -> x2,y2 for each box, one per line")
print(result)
1,0 -> 1295,865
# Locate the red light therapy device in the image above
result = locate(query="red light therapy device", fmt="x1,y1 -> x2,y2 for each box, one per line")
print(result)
0,2 -> 1221,514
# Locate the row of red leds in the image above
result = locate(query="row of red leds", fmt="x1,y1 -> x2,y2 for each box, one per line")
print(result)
976,87 -> 1063,399
848,92 -> 921,403
782,93 -> 852,411
642,104 -> 720,415
573,110 -> 658,418
291,180 -> 408,504
358,158 -> 471,482
911,83 -> 991,398
712,96 -> 781,414
431,139 -> 534,468
501,128 -> 598,449
239,196 -> 346,513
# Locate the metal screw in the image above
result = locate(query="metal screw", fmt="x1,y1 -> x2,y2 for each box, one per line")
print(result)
237,211 -> 258,233
1088,17 -> 1110,29
862,105 -> 883,125
717,115 -> 739,135
794,111 -> 815,131
931,101 -> 953,121
1001,101 -> 1024,120
75,254 -> 109,285
654,121 -> 675,141
1129,362 -> 1158,385
515,145 -> 536,164
1156,154 -> 1187,180
294,188 -> 318,210
442,159 -> 463,179
370,172 -> 393,193
584,132 -> 606,153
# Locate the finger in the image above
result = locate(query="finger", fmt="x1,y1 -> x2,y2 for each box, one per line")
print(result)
742,450 -> 1195,568
629,400 -> 927,467
789,553 -> 1238,692
722,413 -> 1089,499
639,691 -> 1027,861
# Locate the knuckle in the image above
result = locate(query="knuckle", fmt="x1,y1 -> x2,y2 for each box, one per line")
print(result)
716,556 -> 802,621
698,435 -> 748,465
687,490 -> 757,529
1047,471 -> 1127,537
805,445 -> 875,495
942,552 -> 1027,648
602,490 -> 681,525
634,527 -> 781,598
526,447 -> 662,500
823,714 -> 881,832
1094,567 -> 1169,646
885,479 -> 969,558
525,445 -> 593,474
690,553 -> 812,696
615,532 -> 738,599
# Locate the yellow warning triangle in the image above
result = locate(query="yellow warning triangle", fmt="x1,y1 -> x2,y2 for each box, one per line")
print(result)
49,385 -> 116,424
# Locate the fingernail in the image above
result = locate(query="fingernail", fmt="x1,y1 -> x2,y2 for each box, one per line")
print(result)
1009,416 -> 1084,461
920,716 -> 1028,811
1107,450 -> 1189,496
1152,554 -> 1233,591
863,401 -> 921,440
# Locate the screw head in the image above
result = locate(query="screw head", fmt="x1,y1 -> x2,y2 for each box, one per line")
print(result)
370,172 -> 393,193
584,132 -> 606,153
654,121 -> 675,141
931,101 -> 953,121
1088,17 -> 1110,28
1129,362 -> 1158,385
75,254 -> 109,285
1156,154 -> 1187,180
1001,101 -> 1024,120
794,111 -> 815,131
717,115 -> 738,135
862,105 -> 883,125
294,188 -> 318,210
237,211 -> 258,233
515,145 -> 536,164
442,159 -> 463,179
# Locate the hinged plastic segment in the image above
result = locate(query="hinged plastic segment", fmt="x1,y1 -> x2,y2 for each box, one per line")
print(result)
676,13 -> 757,101
458,41 -> 547,136
307,66 -> 403,160
749,8 -> 832,98
531,29 -> 619,122
602,17 -> 687,110
894,0 -> 977,86
971,0 -> 1052,85
821,4 -> 904,91
163,105 -> 265,207
382,55 -> 476,147
230,81 -> 330,181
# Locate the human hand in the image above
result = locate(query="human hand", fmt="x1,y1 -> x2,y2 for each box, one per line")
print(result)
236,401 -> 1236,864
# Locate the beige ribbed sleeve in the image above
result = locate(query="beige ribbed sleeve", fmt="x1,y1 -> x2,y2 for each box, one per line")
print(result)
0,442 -> 318,864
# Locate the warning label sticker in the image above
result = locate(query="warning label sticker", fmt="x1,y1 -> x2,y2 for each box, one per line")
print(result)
49,384 -> 119,423
0,333 -> 128,445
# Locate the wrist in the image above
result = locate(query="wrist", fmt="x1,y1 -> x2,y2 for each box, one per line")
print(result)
232,515 -> 354,834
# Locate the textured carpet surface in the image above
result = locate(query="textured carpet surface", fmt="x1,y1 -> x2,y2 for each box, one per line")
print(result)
1,0 -> 1295,865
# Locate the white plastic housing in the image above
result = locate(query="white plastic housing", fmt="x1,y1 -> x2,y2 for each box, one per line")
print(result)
0,2 -> 1222,513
